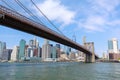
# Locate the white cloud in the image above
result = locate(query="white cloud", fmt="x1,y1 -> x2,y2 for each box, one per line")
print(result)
93,0 -> 120,12
78,16 -> 106,32
107,20 -> 120,26
31,0 -> 120,32
36,0 -> 75,26
77,0 -> 120,32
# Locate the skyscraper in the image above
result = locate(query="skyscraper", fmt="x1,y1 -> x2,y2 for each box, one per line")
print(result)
56,44 -> 60,49
7,49 -> 12,60
28,37 -> 40,58
42,39 -> 51,61
108,38 -> 119,53
56,44 -> 61,58
28,40 -> 34,57
27,47 -> 32,57
11,46 -> 19,61
52,46 -> 57,59
33,37 -> 37,47
0,41 -> 2,59
108,38 -> 120,61
29,40 -> 34,47
67,47 -> 71,55
18,39 -> 26,60
0,41 -> 6,60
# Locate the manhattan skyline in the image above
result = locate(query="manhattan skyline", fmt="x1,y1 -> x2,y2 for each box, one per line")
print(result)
1,0 -> 120,57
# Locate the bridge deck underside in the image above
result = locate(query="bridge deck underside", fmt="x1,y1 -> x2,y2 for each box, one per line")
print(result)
0,6 -> 99,58
0,15 -> 92,55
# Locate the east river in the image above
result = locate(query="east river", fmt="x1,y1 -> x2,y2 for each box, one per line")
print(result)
0,62 -> 120,80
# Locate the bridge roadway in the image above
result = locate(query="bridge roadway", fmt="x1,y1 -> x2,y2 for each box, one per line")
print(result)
0,5 -> 98,61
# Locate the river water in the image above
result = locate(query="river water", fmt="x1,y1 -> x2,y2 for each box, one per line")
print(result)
0,62 -> 120,80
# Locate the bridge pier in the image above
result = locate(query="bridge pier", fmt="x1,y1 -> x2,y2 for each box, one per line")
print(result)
84,42 -> 95,63
85,54 -> 91,63
85,53 -> 95,63
91,52 -> 95,63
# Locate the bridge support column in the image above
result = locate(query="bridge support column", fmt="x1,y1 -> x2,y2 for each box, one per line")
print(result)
91,52 -> 95,63
91,42 -> 95,62
85,53 -> 95,63
85,54 -> 91,63
84,42 -> 95,63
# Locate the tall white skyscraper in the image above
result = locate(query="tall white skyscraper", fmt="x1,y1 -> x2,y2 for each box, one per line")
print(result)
42,39 -> 51,61
108,38 -> 119,53
11,46 -> 19,61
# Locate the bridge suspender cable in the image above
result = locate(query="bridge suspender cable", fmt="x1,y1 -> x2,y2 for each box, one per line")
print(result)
14,0 -> 44,25
30,0 -> 65,36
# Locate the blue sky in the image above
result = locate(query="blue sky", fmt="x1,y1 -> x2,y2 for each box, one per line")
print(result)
1,0 -> 120,57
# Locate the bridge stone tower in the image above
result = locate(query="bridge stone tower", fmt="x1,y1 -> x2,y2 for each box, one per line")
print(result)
84,42 -> 95,63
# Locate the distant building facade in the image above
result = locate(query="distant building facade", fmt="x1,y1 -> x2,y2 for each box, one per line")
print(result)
26,37 -> 41,58
108,38 -> 119,53
56,44 -> 61,58
52,46 -> 57,60
18,39 -> 26,60
42,39 -> 52,61
108,38 -> 120,61
102,52 -> 109,60
0,41 -> 8,60
7,49 -> 12,60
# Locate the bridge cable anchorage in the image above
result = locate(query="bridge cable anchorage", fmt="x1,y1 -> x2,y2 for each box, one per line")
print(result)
14,0 -> 44,25
30,0 -> 65,37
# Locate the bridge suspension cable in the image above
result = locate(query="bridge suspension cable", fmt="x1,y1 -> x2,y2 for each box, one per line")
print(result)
1,0 -> 16,11
1,0 -> 70,39
30,0 -> 65,36
14,0 -> 44,25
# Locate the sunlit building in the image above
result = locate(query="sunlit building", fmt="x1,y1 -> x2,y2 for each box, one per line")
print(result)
108,38 -> 120,61
42,39 -> 51,61
60,53 -> 69,61
11,46 -> 19,61
27,37 -> 40,58
102,51 -> 109,60
77,51 -> 85,62
69,52 -> 76,60
108,38 -> 119,53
